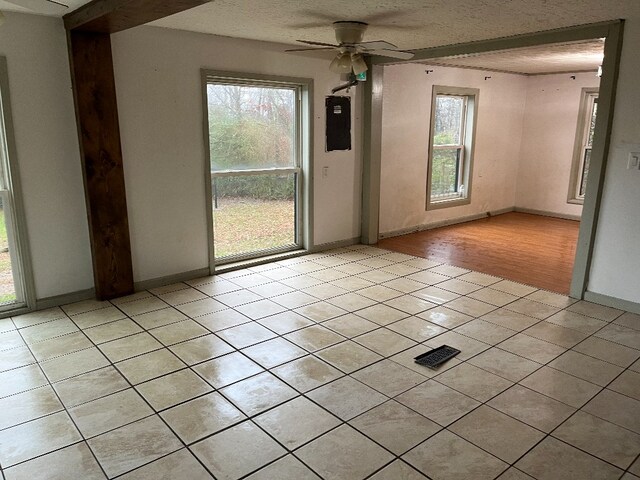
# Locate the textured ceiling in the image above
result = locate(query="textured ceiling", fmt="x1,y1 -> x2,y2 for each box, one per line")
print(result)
148,0 -> 640,50
4,0 -> 639,51
0,0 -> 89,16
0,0 -> 634,75
426,40 -> 605,75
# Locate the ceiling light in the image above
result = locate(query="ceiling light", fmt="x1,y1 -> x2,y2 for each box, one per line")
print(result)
351,53 -> 368,75
329,52 -> 353,74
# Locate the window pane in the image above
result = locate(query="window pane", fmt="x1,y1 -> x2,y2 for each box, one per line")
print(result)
433,95 -> 464,145
0,195 -> 16,305
212,173 -> 296,259
579,148 -> 591,198
207,84 -> 296,171
587,97 -> 598,147
431,148 -> 461,199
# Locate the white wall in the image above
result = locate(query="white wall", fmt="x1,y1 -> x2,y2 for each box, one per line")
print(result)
0,13 -> 93,299
3,11 -> 639,307
589,18 -> 640,304
516,72 -> 599,217
379,63 -> 527,235
111,26 -> 362,283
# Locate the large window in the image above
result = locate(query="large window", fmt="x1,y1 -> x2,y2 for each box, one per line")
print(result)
569,88 -> 598,204
0,57 -> 33,314
427,86 -> 479,209
203,72 -> 311,265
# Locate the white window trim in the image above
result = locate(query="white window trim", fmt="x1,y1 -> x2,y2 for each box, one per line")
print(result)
426,85 -> 479,211
568,87 -> 599,205
0,57 -> 35,317
201,70 -> 314,270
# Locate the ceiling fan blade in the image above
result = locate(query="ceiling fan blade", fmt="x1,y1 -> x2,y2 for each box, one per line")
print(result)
4,0 -> 68,14
358,40 -> 399,50
285,47 -> 335,52
370,49 -> 415,60
297,40 -> 339,48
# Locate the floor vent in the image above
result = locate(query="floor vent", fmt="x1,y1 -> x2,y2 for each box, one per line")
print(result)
414,345 -> 461,369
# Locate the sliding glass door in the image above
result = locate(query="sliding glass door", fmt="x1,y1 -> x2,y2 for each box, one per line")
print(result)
0,57 -> 33,313
205,77 -> 303,264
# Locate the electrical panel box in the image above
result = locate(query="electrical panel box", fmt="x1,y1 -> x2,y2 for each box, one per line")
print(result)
326,96 -> 351,152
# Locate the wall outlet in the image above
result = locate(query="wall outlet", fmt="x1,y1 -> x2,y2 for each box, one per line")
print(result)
628,152 -> 640,170
322,166 -> 329,178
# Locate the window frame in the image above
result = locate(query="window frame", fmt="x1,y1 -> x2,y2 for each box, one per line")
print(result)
426,85 -> 479,210
0,56 -> 35,316
568,88 -> 599,205
201,70 -> 314,270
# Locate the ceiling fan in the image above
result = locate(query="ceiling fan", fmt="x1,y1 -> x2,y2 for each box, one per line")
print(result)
286,21 -> 414,75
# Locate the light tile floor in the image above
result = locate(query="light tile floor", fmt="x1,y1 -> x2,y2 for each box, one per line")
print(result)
0,245 -> 639,479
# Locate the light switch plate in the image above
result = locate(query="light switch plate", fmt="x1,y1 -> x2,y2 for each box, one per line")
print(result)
628,152 -> 640,170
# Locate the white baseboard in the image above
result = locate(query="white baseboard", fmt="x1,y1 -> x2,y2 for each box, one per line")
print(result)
36,288 -> 96,311
379,206 -> 582,240
379,207 -> 515,240
584,291 -> 640,316
216,237 -> 360,273
30,238 -> 361,312
35,268 -> 212,310
214,249 -> 310,273
312,237 -> 361,252
514,207 -> 581,221
134,268 -> 211,291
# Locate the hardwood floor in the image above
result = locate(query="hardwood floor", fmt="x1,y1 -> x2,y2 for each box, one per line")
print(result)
377,212 -> 580,294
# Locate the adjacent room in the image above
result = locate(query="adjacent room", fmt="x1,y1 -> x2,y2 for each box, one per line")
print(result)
378,40 -> 603,294
0,1 -> 639,480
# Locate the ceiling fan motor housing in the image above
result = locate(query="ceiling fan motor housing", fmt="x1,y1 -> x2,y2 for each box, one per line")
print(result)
333,21 -> 368,45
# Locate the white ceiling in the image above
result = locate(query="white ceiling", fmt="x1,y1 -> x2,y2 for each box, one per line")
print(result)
149,0 -> 639,51
0,0 -> 87,16
425,40 -> 605,75
1,0 -> 636,74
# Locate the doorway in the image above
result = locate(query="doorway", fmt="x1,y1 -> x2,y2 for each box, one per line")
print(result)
364,21 -> 622,298
376,39 -> 604,294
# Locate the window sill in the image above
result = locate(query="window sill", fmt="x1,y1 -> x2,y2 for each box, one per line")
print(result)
427,197 -> 471,211
214,248 -> 308,274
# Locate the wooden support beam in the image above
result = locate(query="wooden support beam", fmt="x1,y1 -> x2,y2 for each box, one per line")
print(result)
64,0 -> 210,33
64,1 -> 211,299
68,30 -> 134,299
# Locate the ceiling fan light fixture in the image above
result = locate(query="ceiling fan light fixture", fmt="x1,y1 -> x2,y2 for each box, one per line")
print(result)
351,53 -> 368,75
290,20 -> 412,75
333,21 -> 368,45
330,52 -> 353,74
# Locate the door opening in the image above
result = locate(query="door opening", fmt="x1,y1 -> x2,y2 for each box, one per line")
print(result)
203,72 -> 312,266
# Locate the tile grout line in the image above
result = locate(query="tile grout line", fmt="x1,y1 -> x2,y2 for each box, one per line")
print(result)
5,313 -> 111,480
0,246 -> 638,479
61,309 -> 223,480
